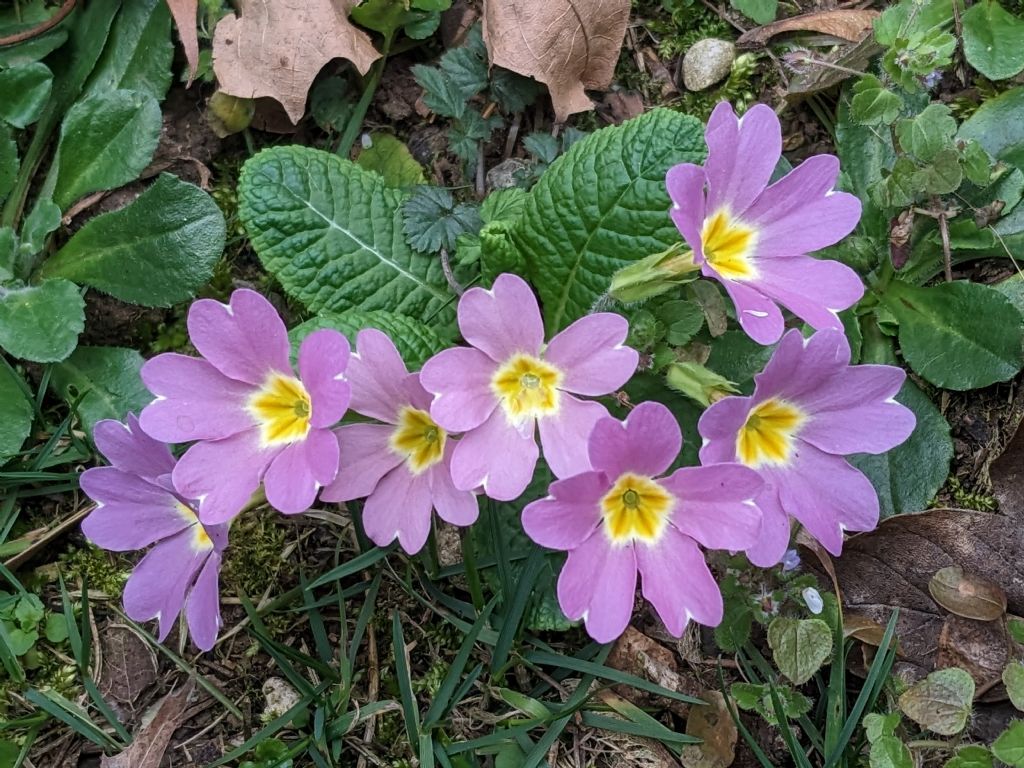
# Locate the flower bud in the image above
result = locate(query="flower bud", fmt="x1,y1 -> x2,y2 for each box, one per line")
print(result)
608,243 -> 701,304
665,362 -> 739,407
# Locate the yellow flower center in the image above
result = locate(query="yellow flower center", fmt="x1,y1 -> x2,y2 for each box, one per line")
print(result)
491,353 -> 563,423
177,502 -> 213,551
390,406 -> 447,474
701,208 -> 757,280
600,473 -> 674,545
248,373 -> 312,447
736,398 -> 805,467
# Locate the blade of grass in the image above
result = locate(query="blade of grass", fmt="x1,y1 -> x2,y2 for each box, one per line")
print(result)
25,688 -> 120,751
719,665 -> 776,768
309,546 -> 390,588
580,712 -> 697,744
768,679 -> 814,768
490,548 -> 544,677
392,610 -> 421,747
424,599 -> 496,728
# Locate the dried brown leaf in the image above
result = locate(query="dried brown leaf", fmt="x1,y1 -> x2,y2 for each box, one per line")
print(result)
100,681 -> 194,768
481,0 -> 631,122
166,0 -> 200,86
936,615 -> 1009,695
680,690 -> 737,768
212,0 -> 379,124
930,566 -> 1008,621
98,625 -> 158,706
737,10 -> 879,47
607,626 -> 699,718
826,509 -> 1024,673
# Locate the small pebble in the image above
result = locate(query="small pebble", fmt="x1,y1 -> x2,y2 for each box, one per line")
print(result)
682,39 -> 736,92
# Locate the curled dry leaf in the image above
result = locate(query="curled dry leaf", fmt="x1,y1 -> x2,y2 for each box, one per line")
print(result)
680,690 -> 738,768
100,681 -> 195,768
936,614 -> 1010,696
165,0 -> 200,86
212,0 -> 380,124
481,0 -> 631,122
737,9 -> 880,47
930,566 -> 1008,621
607,626 -> 699,718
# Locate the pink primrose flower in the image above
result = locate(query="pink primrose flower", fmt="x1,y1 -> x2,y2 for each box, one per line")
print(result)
698,329 -> 916,567
667,102 -> 864,345
419,273 -> 639,501
80,416 -> 226,651
522,402 -> 763,643
321,329 -> 478,554
139,289 -> 351,524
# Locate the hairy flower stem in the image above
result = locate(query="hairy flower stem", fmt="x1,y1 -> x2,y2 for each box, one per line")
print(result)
335,33 -> 393,158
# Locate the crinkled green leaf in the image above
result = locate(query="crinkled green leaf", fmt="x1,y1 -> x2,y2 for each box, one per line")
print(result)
515,109 -> 705,331
898,667 -> 974,735
0,279 -> 84,362
523,132 -> 560,165
51,89 -> 161,210
851,75 -> 904,126
239,146 -> 456,323
51,346 -> 150,435
490,67 -> 539,113
402,185 -> 481,253
875,0 -> 953,46
885,280 -> 1024,390
38,174 -> 225,307
962,0 -> 1024,81
357,133 -> 425,188
945,746 -> 993,768
289,309 -> 446,369
914,148 -> 963,195
0,361 -> 32,460
731,0 -> 777,24
961,139 -> 993,186
730,682 -> 811,725
849,378 -> 952,518
412,64 -> 467,119
996,723 -> 1024,768
0,124 -> 17,206
0,63 -> 52,128
449,110 -> 502,161
82,0 -> 172,100
482,188 -> 528,223
896,103 -> 957,162
864,712 -> 901,743
767,617 -> 832,685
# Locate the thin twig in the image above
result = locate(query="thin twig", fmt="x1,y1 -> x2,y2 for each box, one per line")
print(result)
0,0 -> 75,46
938,208 -> 953,282
440,248 -> 464,295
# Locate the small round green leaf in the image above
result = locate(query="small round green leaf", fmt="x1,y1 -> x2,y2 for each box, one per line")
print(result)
870,736 -> 913,768
945,745 -> 993,768
994,721 -> 1024,768
1004,661 -> 1024,711
898,667 -> 975,735
0,62 -> 53,128
767,617 -> 833,685
0,279 -> 85,362
356,133 -> 425,188
962,0 -> 1024,81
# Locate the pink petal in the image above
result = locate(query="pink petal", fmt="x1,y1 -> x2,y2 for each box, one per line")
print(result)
123,528 -> 210,641
174,429 -> 279,525
347,328 -> 411,423
661,464 -> 763,551
697,395 -> 751,465
754,191 -> 862,259
80,468 -> 192,551
521,470 -> 607,550
537,395 -> 608,478
140,354 -> 254,443
800,394 -> 914,456
745,488 -> 792,567
636,527 -> 723,633
544,313 -> 638,396
767,444 -> 879,556
750,329 -> 843,404
299,329 -> 351,428
185,552 -> 222,651
450,409 -> 538,500
743,154 -> 843,225
428,448 -> 479,527
362,467 -> 433,553
93,415 -> 176,483
704,103 -> 781,216
320,424 -> 403,502
667,163 -> 707,258
557,531 -> 637,643
587,401 -> 681,479
187,289 -> 291,386
263,428 -> 339,515
420,346 -> 498,433
720,279 -> 786,346
458,273 -> 544,363
754,256 -> 864,332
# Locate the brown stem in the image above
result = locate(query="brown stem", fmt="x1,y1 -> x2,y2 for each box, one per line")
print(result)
938,208 -> 953,282
0,0 -> 76,46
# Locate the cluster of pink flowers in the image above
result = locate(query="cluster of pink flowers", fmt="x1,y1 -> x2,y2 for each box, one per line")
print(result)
81,101 -> 915,651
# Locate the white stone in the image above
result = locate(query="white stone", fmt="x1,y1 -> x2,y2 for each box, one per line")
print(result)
682,39 -> 736,92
